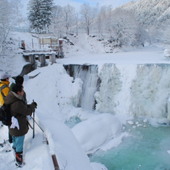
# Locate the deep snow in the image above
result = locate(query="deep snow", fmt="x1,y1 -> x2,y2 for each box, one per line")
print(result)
1,32 -> 170,170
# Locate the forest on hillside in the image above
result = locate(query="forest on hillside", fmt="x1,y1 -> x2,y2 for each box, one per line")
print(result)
0,0 -> 170,54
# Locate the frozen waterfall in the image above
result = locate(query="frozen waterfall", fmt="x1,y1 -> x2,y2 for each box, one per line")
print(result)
64,64 -> 100,110
64,64 -> 170,120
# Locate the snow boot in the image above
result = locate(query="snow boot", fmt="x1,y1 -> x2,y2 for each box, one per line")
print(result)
15,152 -> 25,167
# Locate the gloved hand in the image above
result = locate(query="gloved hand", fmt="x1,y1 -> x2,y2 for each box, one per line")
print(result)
32,101 -> 37,108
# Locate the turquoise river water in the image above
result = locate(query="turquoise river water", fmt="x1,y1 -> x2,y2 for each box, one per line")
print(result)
66,117 -> 170,170
90,122 -> 170,170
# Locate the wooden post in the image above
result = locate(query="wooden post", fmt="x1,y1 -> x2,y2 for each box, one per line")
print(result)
32,39 -> 34,49
50,38 -> 52,47
39,38 -> 41,49
30,116 -> 60,170
39,54 -> 46,67
42,38 -> 44,49
59,39 -> 64,58
52,154 -> 60,170
29,54 -> 35,64
49,54 -> 56,64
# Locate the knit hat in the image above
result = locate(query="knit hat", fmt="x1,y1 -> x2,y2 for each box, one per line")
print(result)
1,73 -> 11,80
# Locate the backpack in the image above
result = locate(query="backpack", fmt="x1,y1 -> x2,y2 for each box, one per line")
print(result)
0,104 -> 12,126
0,84 -> 8,99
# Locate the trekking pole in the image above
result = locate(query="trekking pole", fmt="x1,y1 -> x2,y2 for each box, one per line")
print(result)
31,116 -> 45,133
32,100 -> 35,139
33,111 -> 35,138
30,115 -> 48,144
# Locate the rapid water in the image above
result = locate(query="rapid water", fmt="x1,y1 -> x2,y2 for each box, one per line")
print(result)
64,64 -> 99,110
90,120 -> 170,170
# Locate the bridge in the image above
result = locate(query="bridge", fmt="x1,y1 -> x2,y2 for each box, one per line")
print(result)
23,50 -> 57,67
22,37 -> 64,67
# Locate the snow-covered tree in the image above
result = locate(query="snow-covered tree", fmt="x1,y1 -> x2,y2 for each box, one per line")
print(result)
162,21 -> 170,46
96,5 -> 112,37
28,0 -> 54,33
75,13 -> 79,36
51,5 -> 63,36
0,0 -> 13,53
10,0 -> 24,27
121,0 -> 170,43
40,0 -> 54,33
80,4 -> 97,35
51,4 -> 77,37
107,9 -> 140,48
28,0 -> 42,33
63,4 -> 75,35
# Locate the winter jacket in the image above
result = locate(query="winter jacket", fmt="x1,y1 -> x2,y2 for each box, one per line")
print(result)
4,91 -> 36,137
0,81 -> 10,106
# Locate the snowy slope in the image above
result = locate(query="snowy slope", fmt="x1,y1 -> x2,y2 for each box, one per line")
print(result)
1,31 -> 170,170
0,64 -> 107,170
121,0 -> 170,28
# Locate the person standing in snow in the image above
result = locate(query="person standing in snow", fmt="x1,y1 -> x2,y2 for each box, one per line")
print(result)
0,73 -> 12,145
4,84 -> 37,167
9,76 -> 28,144
10,75 -> 27,104
0,73 -> 11,106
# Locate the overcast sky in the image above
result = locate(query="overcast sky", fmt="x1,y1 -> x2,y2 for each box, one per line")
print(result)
23,0 -> 139,15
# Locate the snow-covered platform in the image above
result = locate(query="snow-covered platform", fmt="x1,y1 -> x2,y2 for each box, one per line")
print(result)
22,50 -> 57,66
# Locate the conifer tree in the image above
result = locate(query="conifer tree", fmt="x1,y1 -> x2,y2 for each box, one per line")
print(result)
28,0 -> 54,33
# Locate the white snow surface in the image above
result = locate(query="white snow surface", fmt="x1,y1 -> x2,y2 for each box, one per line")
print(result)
72,113 -> 122,154
1,32 -> 170,170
